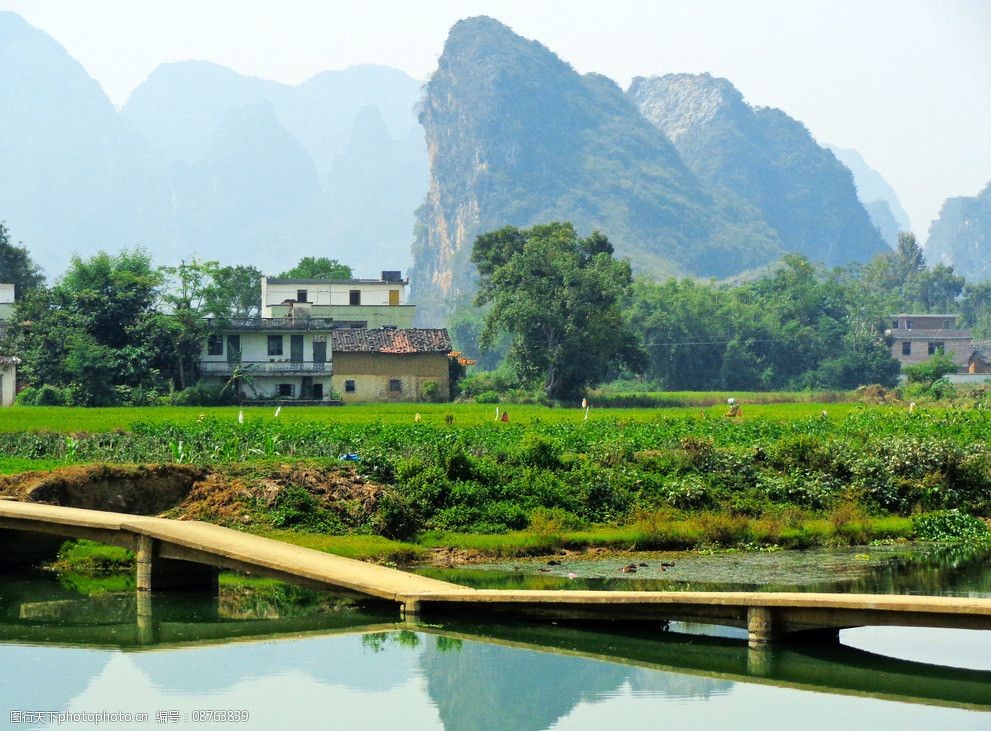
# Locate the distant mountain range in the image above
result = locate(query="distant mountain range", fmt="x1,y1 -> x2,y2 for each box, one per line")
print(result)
0,11 -> 426,277
5,10 -> 984,313
925,180 -> 991,281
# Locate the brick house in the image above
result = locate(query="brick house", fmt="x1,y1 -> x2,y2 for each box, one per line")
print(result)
970,341 -> 991,375
331,328 -> 453,403
888,314 -> 973,371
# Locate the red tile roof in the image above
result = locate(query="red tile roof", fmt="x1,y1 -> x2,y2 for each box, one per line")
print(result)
331,328 -> 452,354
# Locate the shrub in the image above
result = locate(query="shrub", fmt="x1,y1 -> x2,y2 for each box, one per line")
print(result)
374,491 -> 423,541
421,381 -> 441,403
16,384 -> 71,406
474,390 -> 500,404
913,510 -> 991,542
512,433 -> 563,469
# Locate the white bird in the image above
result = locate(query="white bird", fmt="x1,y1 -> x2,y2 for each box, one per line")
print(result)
238,409 -> 244,424
274,406 -> 282,418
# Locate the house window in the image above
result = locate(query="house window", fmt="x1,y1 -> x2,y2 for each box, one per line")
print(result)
906,319 -> 913,330
268,335 -> 284,356
902,342 -> 911,356
389,289 -> 400,306
944,319 -> 952,329
344,380 -> 356,393
389,379 -> 402,393
892,319 -> 899,330
349,289 -> 361,306
278,383 -> 294,398
297,289 -> 308,303
207,334 -> 223,356
928,341 -> 945,355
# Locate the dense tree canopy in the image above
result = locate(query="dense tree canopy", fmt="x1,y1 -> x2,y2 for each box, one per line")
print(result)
0,221 -> 45,295
277,257 -> 352,280
472,223 -> 645,400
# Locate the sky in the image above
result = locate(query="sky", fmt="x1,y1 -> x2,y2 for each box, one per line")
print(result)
3,0 -> 990,237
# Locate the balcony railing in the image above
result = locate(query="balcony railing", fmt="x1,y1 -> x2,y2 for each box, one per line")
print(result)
205,317 -> 334,331
200,361 -> 330,374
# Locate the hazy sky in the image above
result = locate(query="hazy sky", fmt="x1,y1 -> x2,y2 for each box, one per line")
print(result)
4,0 -> 990,237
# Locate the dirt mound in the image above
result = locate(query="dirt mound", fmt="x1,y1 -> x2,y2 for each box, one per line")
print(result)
0,464 -> 206,515
169,463 -> 384,528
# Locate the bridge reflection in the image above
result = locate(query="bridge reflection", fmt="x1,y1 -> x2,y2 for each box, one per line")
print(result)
1,578 -> 989,713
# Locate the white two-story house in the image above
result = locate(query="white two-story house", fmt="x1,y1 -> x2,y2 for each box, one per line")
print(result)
199,316 -> 334,401
261,271 -> 414,329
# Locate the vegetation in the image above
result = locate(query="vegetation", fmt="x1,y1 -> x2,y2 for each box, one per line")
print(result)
472,223 -> 645,400
277,256 -> 352,280
0,220 -> 45,295
1,404 -> 989,557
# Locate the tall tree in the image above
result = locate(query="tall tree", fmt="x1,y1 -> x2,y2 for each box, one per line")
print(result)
0,221 -> 45,295
472,223 -> 645,400
278,257 -> 352,280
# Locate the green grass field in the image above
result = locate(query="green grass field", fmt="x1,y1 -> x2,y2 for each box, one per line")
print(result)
0,398 -> 865,433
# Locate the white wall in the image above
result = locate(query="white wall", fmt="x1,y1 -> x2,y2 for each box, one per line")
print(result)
0,363 -> 15,407
0,283 -> 14,304
262,280 -> 407,315
200,331 -> 331,364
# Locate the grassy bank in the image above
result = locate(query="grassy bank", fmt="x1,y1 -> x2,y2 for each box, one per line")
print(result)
2,400 -> 988,574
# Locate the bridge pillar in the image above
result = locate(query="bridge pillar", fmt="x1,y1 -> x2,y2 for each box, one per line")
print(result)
401,598 -> 422,623
135,535 -> 219,593
747,606 -> 778,646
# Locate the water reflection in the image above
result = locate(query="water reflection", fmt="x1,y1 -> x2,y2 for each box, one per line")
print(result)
1,570 -> 990,729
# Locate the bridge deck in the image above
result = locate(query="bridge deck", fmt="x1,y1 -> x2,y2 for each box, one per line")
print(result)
3,500 -> 991,641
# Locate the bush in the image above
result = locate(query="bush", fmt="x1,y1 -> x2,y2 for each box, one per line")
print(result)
421,381 -> 441,403
903,353 -> 958,388
166,382 -> 236,406
913,510 -> 991,542
16,384 -> 71,406
474,390 -> 500,404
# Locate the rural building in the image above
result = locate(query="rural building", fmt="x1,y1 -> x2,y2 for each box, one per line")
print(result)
0,355 -> 18,407
199,270 -> 465,402
970,341 -> 991,375
331,328 -> 454,403
887,314 -> 973,371
199,317 -> 334,401
261,272 -> 414,329
0,283 -> 13,320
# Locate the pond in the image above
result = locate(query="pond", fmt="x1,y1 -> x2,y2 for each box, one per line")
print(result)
2,544 -> 990,729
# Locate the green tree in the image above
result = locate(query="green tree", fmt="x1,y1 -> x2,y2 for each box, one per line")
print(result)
278,257 -> 353,280
903,352 -> 959,387
0,221 -> 45,295
208,265 -> 262,319
472,223 -> 645,400
13,249 -> 168,404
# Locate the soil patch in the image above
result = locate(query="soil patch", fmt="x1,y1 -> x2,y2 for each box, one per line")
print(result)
0,464 -> 206,514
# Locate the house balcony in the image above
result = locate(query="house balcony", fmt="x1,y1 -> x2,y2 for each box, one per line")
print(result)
200,360 -> 331,375
206,317 -> 334,332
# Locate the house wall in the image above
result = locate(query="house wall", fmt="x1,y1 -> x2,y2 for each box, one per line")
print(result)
200,331 -> 331,365
266,304 -> 415,328
890,337 -> 972,369
200,374 -> 333,400
1,362 -> 15,407
262,280 -> 407,315
0,282 -> 13,320
332,353 -> 449,403
970,356 -> 991,375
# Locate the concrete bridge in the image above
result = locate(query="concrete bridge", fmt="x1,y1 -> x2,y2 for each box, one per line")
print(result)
2,500 -> 991,647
